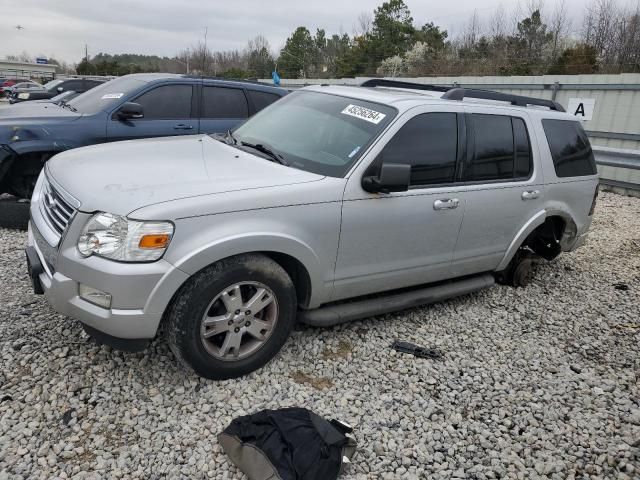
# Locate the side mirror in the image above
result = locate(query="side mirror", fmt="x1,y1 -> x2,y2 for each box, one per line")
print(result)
362,163 -> 411,193
57,86 -> 64,93
117,102 -> 144,120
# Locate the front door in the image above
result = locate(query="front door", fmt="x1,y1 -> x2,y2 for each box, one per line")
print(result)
107,83 -> 196,142
333,110 -> 467,301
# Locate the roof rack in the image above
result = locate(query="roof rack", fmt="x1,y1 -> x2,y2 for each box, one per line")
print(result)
360,78 -> 451,93
182,74 -> 267,85
360,79 -> 565,112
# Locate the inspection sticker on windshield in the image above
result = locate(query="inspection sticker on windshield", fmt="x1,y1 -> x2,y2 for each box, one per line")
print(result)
341,104 -> 386,124
101,93 -> 124,99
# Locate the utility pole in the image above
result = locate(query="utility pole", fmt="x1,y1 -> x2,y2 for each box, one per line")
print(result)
201,26 -> 208,74
84,44 -> 88,63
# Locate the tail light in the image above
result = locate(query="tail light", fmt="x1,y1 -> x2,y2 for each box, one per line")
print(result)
588,186 -> 599,216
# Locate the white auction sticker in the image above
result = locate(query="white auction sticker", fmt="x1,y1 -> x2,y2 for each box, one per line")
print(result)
101,93 -> 124,99
341,104 -> 386,124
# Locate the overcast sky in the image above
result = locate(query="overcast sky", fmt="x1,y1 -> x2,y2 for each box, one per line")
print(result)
0,0 -> 605,64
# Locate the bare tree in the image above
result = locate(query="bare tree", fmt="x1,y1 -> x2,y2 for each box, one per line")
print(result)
461,10 -> 481,49
353,11 -> 372,37
549,0 -> 571,61
489,3 -> 507,39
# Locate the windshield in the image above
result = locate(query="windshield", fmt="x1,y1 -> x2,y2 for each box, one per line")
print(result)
44,79 -> 63,91
231,90 -> 396,177
67,77 -> 147,115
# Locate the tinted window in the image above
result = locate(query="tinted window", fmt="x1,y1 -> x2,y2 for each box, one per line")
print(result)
469,114 -> 514,181
543,119 -> 597,177
134,85 -> 192,120
513,117 -> 532,178
202,86 -> 248,118
61,80 -> 84,91
85,80 -> 104,88
248,90 -> 281,112
380,113 -> 458,186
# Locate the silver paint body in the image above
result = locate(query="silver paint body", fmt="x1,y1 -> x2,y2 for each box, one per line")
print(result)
27,86 -> 599,339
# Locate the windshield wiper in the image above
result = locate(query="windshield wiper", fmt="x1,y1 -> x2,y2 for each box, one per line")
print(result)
59,100 -> 77,112
226,129 -> 237,145
240,141 -> 288,166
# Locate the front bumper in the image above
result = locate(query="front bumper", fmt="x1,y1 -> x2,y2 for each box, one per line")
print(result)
27,220 -> 188,344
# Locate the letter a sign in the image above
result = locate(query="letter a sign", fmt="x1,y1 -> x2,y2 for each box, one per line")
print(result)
567,98 -> 595,121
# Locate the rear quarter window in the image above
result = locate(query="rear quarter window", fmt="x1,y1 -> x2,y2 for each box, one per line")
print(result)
247,90 -> 282,112
542,119 -> 597,177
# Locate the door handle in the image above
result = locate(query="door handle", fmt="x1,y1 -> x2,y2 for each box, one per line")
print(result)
174,124 -> 193,130
433,198 -> 460,210
521,190 -> 540,200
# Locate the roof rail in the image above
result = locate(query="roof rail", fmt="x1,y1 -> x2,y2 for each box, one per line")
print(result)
183,74 -> 267,85
360,78 -> 565,112
360,78 -> 450,93
442,87 -> 565,112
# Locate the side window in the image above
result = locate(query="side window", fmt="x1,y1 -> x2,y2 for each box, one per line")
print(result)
247,90 -> 281,112
133,85 -> 192,120
542,119 -> 597,177
380,113 -> 458,186
468,114 -> 514,181
467,114 -> 532,181
62,80 -> 83,92
513,118 -> 532,178
202,86 -> 248,118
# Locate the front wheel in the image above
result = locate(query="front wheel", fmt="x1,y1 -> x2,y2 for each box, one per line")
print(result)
165,254 -> 297,380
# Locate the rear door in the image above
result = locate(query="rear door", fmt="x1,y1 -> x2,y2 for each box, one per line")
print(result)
106,83 -> 196,142
198,85 -> 250,134
451,110 -> 544,276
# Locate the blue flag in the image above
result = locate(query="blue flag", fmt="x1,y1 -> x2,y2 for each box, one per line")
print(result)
272,70 -> 281,86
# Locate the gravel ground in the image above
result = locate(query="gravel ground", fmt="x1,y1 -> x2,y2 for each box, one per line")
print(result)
1,191 -> 639,480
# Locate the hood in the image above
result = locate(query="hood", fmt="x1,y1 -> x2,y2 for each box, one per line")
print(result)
47,135 -> 324,215
0,101 -> 81,124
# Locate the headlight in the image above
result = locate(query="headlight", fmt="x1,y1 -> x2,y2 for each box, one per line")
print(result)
17,93 -> 30,100
77,212 -> 174,262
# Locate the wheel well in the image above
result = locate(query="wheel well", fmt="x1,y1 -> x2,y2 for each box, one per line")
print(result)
159,251 -> 313,338
262,251 -> 312,308
5,151 -> 52,197
10,151 -> 52,175
523,215 -> 566,261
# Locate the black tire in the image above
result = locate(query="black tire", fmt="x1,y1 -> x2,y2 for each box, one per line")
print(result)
495,250 -> 539,288
165,254 -> 297,380
0,196 -> 30,230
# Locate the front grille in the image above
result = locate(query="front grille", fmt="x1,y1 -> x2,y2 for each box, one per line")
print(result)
39,177 -> 76,236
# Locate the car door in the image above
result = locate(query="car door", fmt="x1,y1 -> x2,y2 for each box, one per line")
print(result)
332,107 -> 467,301
198,85 -> 250,134
106,83 -> 196,142
450,110 -> 545,277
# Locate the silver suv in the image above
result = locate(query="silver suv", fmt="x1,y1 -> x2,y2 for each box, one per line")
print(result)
26,80 -> 600,379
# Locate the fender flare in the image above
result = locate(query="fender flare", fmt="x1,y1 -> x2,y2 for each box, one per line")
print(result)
496,208 -> 579,271
496,210 -> 547,271
167,232 -> 328,308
